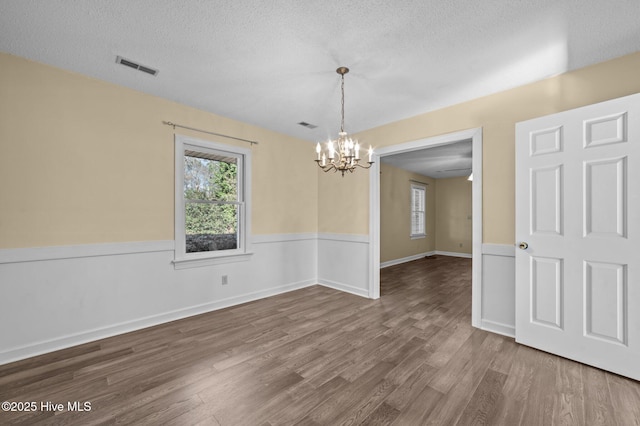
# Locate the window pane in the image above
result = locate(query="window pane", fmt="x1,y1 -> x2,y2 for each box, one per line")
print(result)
185,203 -> 239,253
411,185 -> 426,235
411,212 -> 424,234
184,155 -> 237,202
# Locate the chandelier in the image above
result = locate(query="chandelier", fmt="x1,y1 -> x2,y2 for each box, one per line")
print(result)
315,67 -> 374,176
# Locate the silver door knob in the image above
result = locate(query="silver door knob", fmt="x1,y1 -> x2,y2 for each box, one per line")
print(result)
518,242 -> 529,250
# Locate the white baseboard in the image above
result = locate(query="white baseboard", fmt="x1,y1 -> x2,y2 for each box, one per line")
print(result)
0,234 -> 518,365
0,234 -> 318,365
380,251 -> 436,268
380,250 -> 473,268
435,250 -> 472,258
480,319 -> 516,338
0,279 -> 316,365
318,279 -> 369,298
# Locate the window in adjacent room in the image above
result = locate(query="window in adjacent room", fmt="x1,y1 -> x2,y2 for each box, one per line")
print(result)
174,135 -> 252,268
410,183 -> 426,238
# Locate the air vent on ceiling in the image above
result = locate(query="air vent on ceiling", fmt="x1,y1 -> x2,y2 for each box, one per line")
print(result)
298,121 -> 318,129
116,56 -> 159,76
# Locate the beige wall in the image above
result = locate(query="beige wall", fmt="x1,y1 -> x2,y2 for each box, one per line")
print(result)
0,53 -> 318,249
318,51 -> 640,244
380,168 -> 472,263
317,165 -> 370,234
380,163 -> 435,263
5,51 -> 640,250
435,176 -> 472,254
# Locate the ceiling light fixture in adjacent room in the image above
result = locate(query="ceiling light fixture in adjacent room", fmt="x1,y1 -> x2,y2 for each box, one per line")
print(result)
314,67 -> 374,177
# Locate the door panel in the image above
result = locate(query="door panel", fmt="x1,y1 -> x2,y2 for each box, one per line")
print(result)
530,126 -> 563,156
531,165 -> 563,235
516,92 -> 640,380
584,261 -> 626,345
584,157 -> 627,238
531,256 -> 563,329
584,112 -> 627,147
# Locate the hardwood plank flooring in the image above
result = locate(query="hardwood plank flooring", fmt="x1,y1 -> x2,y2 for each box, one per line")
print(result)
1,256 -> 639,425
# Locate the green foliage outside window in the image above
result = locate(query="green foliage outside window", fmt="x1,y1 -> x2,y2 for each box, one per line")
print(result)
184,156 -> 238,236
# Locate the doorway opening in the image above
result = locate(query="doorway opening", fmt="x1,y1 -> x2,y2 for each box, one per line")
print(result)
368,128 -> 483,328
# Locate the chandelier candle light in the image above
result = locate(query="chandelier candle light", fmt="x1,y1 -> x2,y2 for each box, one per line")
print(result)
315,67 -> 374,176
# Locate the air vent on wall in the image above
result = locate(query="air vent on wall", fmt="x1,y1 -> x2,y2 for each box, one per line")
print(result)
298,121 -> 318,129
116,56 -> 159,76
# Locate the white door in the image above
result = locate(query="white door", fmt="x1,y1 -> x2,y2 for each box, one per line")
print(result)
515,93 -> 640,380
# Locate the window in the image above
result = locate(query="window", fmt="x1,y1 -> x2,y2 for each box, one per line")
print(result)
410,183 -> 426,238
174,135 -> 251,268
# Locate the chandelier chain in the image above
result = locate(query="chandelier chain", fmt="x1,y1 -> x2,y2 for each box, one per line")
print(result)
340,73 -> 345,133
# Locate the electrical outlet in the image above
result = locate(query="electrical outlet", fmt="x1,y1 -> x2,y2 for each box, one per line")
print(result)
221,275 -> 228,285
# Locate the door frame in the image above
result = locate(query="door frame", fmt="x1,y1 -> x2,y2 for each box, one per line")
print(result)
368,127 -> 483,328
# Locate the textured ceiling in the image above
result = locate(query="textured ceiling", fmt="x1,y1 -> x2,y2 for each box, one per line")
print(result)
381,140 -> 472,179
1,0 -> 639,146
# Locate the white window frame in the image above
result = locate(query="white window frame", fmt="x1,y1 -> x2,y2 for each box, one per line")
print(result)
410,183 -> 426,239
173,135 -> 252,269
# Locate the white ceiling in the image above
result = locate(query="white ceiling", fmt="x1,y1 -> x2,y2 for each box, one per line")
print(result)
1,0 -> 639,145
381,139 -> 472,179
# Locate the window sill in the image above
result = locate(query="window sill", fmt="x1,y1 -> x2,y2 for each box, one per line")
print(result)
410,234 -> 427,240
173,252 -> 253,269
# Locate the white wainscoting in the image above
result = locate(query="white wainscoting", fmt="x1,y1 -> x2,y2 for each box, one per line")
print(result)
0,235 -> 516,365
480,243 -> 516,337
0,234 -> 317,365
317,233 -> 370,298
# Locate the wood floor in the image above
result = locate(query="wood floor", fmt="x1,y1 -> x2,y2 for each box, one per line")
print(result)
1,256 -> 639,425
